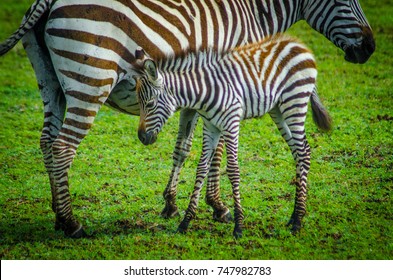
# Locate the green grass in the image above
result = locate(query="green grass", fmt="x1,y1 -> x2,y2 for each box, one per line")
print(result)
0,0 -> 392,260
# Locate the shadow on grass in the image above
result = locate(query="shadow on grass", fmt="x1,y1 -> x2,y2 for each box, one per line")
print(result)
0,213 -> 179,245
0,217 -> 61,246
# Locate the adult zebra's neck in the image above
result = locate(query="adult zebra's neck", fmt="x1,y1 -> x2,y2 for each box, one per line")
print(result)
252,0 -> 303,35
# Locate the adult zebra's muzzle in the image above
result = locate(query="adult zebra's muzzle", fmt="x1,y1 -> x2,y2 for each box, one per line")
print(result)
344,26 -> 375,64
138,129 -> 157,145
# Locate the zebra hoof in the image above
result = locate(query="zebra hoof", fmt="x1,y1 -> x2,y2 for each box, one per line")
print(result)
70,228 -> 88,238
213,209 -> 232,223
176,227 -> 187,234
176,220 -> 189,234
161,204 -> 180,219
233,226 -> 243,239
287,216 -> 302,235
289,223 -> 301,235
64,223 -> 89,238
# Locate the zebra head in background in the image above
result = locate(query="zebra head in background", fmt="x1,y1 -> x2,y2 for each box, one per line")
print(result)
134,49 -> 175,146
302,0 -> 375,63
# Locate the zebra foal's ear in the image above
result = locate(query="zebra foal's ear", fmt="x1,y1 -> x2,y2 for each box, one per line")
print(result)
144,59 -> 159,81
135,47 -> 147,60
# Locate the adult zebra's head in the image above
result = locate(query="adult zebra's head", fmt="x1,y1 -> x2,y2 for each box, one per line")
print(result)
303,0 -> 375,64
134,49 -> 176,146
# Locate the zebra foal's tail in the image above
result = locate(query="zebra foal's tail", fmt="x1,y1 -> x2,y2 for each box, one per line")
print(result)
310,87 -> 332,132
0,0 -> 52,56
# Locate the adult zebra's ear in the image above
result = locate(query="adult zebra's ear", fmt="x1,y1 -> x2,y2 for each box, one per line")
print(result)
144,59 -> 159,82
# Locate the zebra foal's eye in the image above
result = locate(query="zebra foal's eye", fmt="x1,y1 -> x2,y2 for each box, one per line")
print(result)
145,99 -> 157,110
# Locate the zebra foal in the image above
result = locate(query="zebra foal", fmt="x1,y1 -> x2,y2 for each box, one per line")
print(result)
135,35 -> 332,237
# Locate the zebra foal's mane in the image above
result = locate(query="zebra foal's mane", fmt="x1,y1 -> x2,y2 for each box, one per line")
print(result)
152,34 -> 306,71
135,34 -> 311,87
156,48 -> 223,74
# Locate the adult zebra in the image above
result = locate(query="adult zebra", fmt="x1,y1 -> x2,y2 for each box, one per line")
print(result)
134,34 -> 330,237
0,0 -> 374,237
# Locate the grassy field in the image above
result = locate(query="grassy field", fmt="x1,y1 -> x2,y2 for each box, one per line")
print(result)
0,0 -> 392,260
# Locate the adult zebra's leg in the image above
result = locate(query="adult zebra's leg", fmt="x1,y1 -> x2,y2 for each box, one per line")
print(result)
222,126 -> 244,238
206,136 -> 232,223
162,109 -> 199,218
269,105 -> 311,234
177,124 -> 221,233
51,101 -> 105,238
22,31 -> 66,230
41,90 -> 66,232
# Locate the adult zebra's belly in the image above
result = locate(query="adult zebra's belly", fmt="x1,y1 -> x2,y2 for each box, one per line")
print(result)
105,80 -> 140,116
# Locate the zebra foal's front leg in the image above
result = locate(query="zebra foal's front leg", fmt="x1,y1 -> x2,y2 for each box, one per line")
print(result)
163,109 -> 230,222
177,125 -> 221,233
162,109 -> 199,218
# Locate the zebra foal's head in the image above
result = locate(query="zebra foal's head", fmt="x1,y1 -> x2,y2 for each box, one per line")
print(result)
303,0 -> 375,63
133,48 -> 176,146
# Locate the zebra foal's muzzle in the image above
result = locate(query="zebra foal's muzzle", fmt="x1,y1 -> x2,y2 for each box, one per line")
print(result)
138,129 -> 157,145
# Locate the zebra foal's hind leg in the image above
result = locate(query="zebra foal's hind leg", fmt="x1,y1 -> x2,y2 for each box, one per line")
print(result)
222,127 -> 244,238
269,105 -> 311,234
206,136 -> 232,223
287,136 -> 311,234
